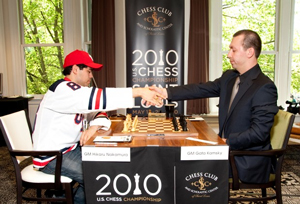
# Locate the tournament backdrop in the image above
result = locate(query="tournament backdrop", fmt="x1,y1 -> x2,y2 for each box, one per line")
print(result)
126,0 -> 184,116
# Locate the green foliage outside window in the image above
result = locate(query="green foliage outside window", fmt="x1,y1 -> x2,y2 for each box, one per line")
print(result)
21,0 -> 300,96
222,0 -> 276,80
23,0 -> 64,94
291,0 -> 300,101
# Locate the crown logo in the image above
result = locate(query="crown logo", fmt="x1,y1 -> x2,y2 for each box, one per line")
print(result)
191,176 -> 212,190
144,12 -> 166,27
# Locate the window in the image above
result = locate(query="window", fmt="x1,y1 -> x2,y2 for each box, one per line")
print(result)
4,0 -> 297,112
290,0 -> 300,102
222,0 -> 276,80
83,0 -> 92,53
21,0 -> 64,94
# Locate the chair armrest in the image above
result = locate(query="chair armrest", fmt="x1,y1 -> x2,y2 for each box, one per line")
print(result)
10,150 -> 64,189
229,149 -> 285,190
230,149 -> 286,157
10,150 -> 62,157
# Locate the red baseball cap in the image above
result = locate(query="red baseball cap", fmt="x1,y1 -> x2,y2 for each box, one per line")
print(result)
63,50 -> 103,70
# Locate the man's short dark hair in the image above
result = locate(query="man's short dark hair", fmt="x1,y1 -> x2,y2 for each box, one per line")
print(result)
62,64 -> 87,76
233,29 -> 262,58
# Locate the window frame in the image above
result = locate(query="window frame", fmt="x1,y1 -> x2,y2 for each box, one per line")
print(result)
18,0 -> 85,98
1,0 -> 297,113
209,0 -> 295,113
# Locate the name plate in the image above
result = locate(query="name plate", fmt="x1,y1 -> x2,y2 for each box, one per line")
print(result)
82,146 -> 130,162
181,146 -> 229,161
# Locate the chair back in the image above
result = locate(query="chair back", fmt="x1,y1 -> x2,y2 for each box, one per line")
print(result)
0,110 -> 33,152
270,109 -> 295,150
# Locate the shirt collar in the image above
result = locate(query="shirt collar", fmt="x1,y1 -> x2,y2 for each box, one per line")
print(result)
239,64 -> 259,84
64,77 -> 71,81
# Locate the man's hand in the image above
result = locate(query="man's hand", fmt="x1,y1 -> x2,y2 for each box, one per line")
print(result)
149,86 -> 168,99
80,125 -> 99,146
132,87 -> 165,106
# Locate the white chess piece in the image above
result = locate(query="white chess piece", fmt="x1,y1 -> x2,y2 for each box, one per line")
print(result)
133,173 -> 142,195
158,49 -> 164,66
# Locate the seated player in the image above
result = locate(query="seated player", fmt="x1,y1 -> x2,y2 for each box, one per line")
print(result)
32,49 -> 162,203
149,30 -> 278,184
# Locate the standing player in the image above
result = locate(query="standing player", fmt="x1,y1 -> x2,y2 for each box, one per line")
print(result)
32,49 -> 162,203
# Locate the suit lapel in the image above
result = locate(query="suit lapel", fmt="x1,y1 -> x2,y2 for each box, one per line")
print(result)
221,65 -> 262,136
228,65 -> 261,114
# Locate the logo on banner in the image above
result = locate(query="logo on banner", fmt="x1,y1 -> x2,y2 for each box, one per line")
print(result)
126,0 -> 184,116
136,7 -> 173,34
185,172 -> 219,197
191,177 -> 212,190
144,12 -> 166,27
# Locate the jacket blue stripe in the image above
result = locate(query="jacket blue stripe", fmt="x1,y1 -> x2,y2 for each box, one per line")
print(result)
103,88 -> 106,109
49,79 -> 64,92
89,87 -> 96,110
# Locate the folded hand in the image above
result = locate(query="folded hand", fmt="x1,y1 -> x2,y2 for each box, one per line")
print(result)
80,125 -> 99,146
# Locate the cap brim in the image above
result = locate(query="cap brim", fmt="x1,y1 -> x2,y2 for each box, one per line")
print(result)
86,62 -> 103,70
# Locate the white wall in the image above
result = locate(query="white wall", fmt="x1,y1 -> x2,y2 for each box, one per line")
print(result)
0,0 -> 7,97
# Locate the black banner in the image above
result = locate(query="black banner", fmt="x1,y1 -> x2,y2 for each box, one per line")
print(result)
176,160 -> 229,203
125,0 -> 184,116
82,147 -> 228,204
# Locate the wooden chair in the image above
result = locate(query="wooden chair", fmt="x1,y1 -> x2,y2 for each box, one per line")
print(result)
228,109 -> 295,204
0,110 -> 75,204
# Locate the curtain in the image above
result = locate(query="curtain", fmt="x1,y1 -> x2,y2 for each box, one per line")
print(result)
91,0 -> 115,89
91,0 -> 116,115
187,0 -> 209,114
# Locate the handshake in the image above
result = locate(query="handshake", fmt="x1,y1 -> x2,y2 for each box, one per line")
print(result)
132,86 -> 168,106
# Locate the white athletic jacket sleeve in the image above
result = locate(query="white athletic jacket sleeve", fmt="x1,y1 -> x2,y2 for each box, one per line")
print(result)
32,78 -> 134,151
44,79 -> 134,113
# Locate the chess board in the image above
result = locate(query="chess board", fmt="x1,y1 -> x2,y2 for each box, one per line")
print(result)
112,117 -> 199,137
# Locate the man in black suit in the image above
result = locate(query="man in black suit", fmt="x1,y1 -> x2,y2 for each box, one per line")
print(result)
150,29 -> 278,183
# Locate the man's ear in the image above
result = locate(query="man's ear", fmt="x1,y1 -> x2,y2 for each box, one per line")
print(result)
71,65 -> 78,74
247,47 -> 255,58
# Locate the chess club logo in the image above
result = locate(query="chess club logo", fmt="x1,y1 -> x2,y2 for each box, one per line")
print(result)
185,172 -> 219,197
136,7 -> 174,33
144,12 -> 166,28
191,177 -> 212,190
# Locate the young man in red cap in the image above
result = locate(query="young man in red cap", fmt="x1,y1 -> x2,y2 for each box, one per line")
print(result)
32,49 -> 161,203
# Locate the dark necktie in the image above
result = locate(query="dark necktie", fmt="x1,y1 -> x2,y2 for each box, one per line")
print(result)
228,76 -> 240,111
222,76 -> 240,138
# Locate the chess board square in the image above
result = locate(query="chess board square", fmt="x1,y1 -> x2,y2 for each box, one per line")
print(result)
156,128 -> 164,130
139,127 -> 148,130
164,128 -> 173,130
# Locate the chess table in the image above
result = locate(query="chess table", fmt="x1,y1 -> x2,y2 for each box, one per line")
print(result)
83,117 -> 229,204
112,117 -> 199,137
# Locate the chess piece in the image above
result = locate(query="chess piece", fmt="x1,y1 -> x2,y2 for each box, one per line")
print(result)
172,117 -> 179,131
165,103 -> 175,118
122,121 -> 129,132
133,173 -> 142,195
131,115 -> 138,131
179,116 -> 188,131
158,49 -> 164,66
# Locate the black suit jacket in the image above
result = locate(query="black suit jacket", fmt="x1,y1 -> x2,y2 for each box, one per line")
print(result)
167,64 -> 278,183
